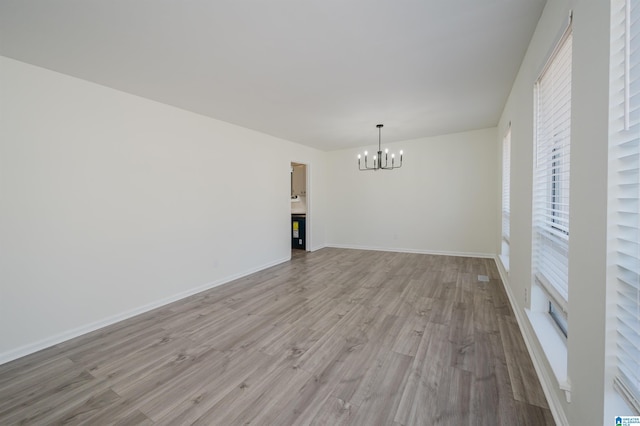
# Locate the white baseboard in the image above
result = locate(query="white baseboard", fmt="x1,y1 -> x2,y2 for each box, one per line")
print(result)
0,255 -> 290,366
494,256 -> 569,426
327,243 -> 494,259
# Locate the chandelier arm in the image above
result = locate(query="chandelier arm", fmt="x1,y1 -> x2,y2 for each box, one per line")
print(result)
381,158 -> 403,170
359,161 -> 376,171
359,157 -> 376,171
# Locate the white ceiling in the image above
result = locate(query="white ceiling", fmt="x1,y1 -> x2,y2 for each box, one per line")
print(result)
0,0 -> 546,151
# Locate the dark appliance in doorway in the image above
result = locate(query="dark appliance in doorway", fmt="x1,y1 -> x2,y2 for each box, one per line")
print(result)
291,214 -> 306,250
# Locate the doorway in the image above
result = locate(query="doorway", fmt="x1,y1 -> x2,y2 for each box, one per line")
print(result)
291,162 -> 308,251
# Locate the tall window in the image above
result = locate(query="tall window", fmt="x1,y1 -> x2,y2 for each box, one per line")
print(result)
532,25 -> 572,328
610,0 -> 640,412
501,127 -> 511,270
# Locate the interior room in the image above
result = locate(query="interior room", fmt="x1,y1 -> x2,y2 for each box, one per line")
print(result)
0,0 -> 637,424
291,162 -> 307,250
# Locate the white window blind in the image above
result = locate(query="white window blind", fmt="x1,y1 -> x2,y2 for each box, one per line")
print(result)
502,128 -> 511,242
501,127 -> 511,267
533,26 -> 573,309
610,0 -> 640,412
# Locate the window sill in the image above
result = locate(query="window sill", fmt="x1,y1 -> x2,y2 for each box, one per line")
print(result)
526,309 -> 570,401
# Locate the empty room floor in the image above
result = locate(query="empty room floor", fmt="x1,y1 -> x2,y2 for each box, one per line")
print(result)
0,248 -> 554,425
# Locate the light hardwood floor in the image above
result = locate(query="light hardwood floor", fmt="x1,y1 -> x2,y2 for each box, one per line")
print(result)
0,248 -> 554,425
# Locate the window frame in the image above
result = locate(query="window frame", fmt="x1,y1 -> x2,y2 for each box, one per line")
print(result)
532,21 -> 573,333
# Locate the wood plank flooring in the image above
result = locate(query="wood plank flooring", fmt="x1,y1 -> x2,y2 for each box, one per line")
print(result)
0,248 -> 554,425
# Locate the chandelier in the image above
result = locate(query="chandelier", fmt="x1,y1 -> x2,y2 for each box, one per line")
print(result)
357,124 -> 403,171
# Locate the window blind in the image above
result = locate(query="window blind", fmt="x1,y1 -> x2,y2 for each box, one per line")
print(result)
502,127 -> 511,244
610,0 -> 640,412
533,27 -> 573,308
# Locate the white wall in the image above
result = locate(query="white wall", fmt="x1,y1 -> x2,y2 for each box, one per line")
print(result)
1,53 -> 495,364
497,0 -> 611,424
326,128 -> 499,256
0,56 -> 327,362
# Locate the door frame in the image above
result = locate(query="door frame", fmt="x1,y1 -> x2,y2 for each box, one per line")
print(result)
290,161 -> 311,252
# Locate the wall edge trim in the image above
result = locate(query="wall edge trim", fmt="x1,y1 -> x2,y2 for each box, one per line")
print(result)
0,255 -> 290,366
494,255 -> 569,426
326,243 -> 494,258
